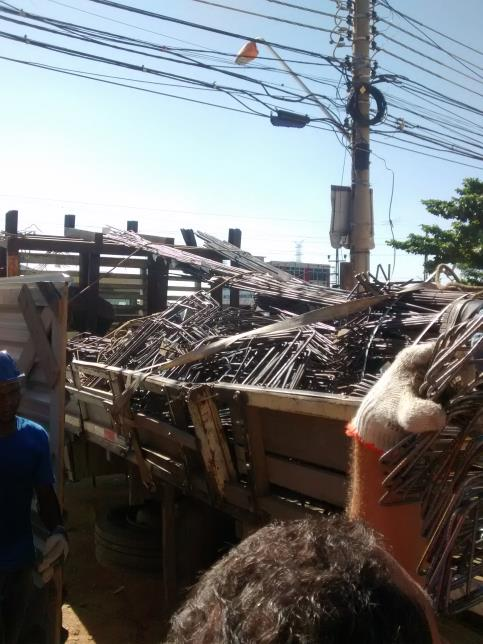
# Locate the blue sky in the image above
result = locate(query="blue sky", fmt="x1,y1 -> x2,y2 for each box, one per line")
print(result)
0,0 -> 481,280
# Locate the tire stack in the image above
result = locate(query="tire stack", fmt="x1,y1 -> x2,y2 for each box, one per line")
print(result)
95,504 -> 162,574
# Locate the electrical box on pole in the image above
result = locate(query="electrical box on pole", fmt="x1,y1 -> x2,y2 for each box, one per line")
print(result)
330,186 -> 351,250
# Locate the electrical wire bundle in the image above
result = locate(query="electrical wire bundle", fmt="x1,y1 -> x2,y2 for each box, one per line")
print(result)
0,0 -> 480,168
371,0 -> 483,168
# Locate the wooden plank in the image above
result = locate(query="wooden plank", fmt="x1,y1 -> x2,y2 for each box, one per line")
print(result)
18,285 -> 59,388
86,233 -> 101,332
181,229 -> 197,246
210,278 -> 224,306
71,360 -> 109,378
134,413 -> 197,451
259,495 -> 321,521
64,214 -> 76,229
228,228 -> 241,308
65,385 -> 113,407
223,481 -> 252,511
266,454 -> 347,508
19,252 -> 80,266
64,227 -> 97,242
261,411 -> 350,472
244,406 -> 270,498
215,383 -> 359,422
188,385 -> 236,501
8,235 -> 150,256
19,250 -> 147,273
78,252 -> 89,290
147,257 -> 168,313
6,210 -> 19,277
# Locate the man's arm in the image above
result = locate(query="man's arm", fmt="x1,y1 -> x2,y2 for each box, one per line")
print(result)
348,439 -> 427,579
36,484 -> 63,534
345,343 -> 446,580
34,428 -> 69,571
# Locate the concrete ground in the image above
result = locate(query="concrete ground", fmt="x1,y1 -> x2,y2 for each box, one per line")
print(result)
62,475 -> 483,644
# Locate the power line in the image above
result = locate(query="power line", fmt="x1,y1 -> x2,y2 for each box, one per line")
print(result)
45,0 -> 223,50
376,113 -> 483,160
0,50 -> 342,137
372,135 -> 483,170
379,48 -> 483,100
2,0 -> 481,168
382,88 -> 482,136
0,53 -> 271,117
376,15 -> 483,78
0,3 -> 348,127
86,0 -> 341,63
0,3 -> 349,111
377,32 -> 483,86
0,9 -> 340,110
261,0 -> 337,19
188,0 -> 335,33
43,0 -> 354,80
379,0 -> 483,58
46,0 -> 340,69
395,75 -> 483,119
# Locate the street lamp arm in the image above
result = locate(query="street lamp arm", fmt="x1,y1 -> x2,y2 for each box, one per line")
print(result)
266,43 -> 347,136
239,38 -> 348,138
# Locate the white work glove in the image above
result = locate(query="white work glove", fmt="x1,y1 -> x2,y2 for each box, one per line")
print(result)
37,527 -> 69,574
348,343 -> 446,453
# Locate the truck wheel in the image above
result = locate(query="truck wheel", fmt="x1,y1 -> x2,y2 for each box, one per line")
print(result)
94,504 -> 162,573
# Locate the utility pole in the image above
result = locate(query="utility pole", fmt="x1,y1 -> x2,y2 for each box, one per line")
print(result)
350,0 -> 374,277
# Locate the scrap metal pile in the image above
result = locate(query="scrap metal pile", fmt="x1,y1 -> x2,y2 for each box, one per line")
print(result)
67,229 -> 470,393
69,279 -> 466,395
68,229 -> 483,614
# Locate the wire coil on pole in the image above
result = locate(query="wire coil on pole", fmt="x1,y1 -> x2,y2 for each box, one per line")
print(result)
347,84 -> 387,125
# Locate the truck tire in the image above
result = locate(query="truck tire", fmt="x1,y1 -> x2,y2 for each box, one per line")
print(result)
95,542 -> 161,573
94,504 -> 162,573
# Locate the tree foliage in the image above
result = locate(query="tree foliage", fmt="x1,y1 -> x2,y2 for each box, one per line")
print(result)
387,178 -> 483,283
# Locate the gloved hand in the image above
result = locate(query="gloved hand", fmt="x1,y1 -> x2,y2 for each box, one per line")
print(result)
37,527 -> 69,573
347,343 -> 446,453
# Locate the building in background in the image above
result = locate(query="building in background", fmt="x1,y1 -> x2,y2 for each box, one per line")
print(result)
222,260 -> 331,306
269,261 -> 330,286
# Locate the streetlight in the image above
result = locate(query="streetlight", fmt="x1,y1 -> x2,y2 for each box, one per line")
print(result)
235,30 -> 375,283
235,39 -> 347,136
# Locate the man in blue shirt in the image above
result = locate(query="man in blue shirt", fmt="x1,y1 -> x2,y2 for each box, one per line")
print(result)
0,351 -> 67,644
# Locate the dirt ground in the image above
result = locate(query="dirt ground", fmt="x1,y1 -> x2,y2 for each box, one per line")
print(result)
61,475 -> 483,644
62,475 -> 169,644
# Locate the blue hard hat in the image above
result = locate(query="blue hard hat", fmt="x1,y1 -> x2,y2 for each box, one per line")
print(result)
0,351 -> 22,383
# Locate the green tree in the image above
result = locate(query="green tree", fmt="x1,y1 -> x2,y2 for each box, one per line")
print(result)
387,178 -> 483,283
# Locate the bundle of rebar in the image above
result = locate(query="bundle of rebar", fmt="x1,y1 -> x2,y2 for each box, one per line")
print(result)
68,279 -> 469,396
380,312 -> 483,613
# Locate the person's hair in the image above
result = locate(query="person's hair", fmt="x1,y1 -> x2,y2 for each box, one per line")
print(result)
165,515 -> 432,644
